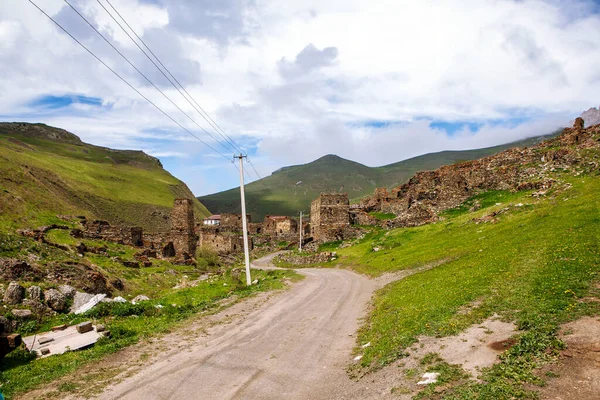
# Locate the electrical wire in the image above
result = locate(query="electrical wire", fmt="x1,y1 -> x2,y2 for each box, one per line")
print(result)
28,0 -> 231,162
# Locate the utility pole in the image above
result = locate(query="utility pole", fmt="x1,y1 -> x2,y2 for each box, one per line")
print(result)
299,211 -> 303,253
236,154 -> 252,286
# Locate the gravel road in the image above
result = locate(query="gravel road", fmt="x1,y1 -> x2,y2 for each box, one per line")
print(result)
99,254 -> 376,399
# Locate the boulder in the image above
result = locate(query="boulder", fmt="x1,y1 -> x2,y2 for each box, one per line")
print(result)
44,289 -> 67,312
3,282 -> 25,305
58,284 -> 77,299
23,299 -> 51,315
27,285 -> 43,301
76,321 -> 93,334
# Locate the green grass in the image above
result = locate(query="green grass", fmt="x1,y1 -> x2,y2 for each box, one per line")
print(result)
369,212 -> 396,221
0,126 -> 209,231
337,172 -> 600,396
0,268 -> 300,398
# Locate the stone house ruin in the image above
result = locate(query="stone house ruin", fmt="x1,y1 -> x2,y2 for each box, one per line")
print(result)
203,215 -> 221,226
263,215 -> 298,239
197,213 -> 253,255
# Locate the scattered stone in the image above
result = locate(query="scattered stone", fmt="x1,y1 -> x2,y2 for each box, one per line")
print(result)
252,279 -> 259,285
131,295 -> 150,304
23,299 -> 50,315
112,296 -> 127,303
417,372 -> 440,385
353,355 -> 362,361
27,285 -> 43,301
12,309 -> 33,318
44,289 -> 67,312
38,337 -> 54,345
76,243 -> 87,255
40,348 -> 51,355
76,321 -> 93,334
110,278 -> 124,290
58,285 -> 77,299
361,342 -> 371,348
122,261 -> 140,269
95,324 -> 106,333
3,282 -> 25,305
372,247 -> 381,252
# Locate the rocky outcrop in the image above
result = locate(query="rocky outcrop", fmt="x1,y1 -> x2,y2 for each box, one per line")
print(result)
27,285 -> 43,302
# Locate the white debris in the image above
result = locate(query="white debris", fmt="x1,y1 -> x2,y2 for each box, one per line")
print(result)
252,279 -> 259,285
361,342 -> 371,348
417,372 -> 440,385
73,294 -> 107,315
353,355 -> 363,361
113,296 -> 127,303
131,295 -> 150,304
372,247 -> 380,252
155,304 -> 164,309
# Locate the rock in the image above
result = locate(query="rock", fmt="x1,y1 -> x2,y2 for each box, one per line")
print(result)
27,285 -> 43,301
51,324 -> 68,331
417,372 -> 440,385
58,285 -> 77,299
76,243 -> 87,255
23,299 -> 51,315
73,294 -> 107,315
112,296 -> 127,303
131,295 -> 150,304
12,309 -> 33,318
38,337 -> 54,345
252,279 -> 259,285
230,268 -> 242,281
4,282 -> 25,305
44,289 -> 67,312
122,261 -> 140,268
71,292 -> 95,312
96,324 -> 106,333
76,321 -> 93,334
40,347 -> 51,355
83,271 -> 108,294
372,247 -> 380,252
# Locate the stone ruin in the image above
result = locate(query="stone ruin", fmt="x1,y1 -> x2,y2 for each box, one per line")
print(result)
198,213 -> 252,255
310,193 -> 358,242
170,198 -> 197,258
357,118 -> 600,228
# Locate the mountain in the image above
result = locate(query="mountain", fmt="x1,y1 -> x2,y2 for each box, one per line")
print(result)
581,106 -> 600,127
0,122 -> 210,231
199,132 -> 560,220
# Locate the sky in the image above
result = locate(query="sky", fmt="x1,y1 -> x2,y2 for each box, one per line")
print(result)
1,0 -> 600,196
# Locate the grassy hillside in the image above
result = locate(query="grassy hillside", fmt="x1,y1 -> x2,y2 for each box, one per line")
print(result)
199,133 -> 559,220
327,169 -> 600,397
0,123 -> 210,232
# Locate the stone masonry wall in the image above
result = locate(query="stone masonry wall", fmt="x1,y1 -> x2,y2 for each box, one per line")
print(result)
170,199 -> 196,257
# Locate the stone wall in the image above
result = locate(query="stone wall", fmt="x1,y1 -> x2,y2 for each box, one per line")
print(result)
199,229 -> 252,255
263,216 -> 298,237
220,213 -> 251,230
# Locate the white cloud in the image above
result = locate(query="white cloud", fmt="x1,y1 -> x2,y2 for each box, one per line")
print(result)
1,0 -> 600,196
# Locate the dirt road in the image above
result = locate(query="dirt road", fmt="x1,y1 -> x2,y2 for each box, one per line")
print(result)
100,254 -> 376,400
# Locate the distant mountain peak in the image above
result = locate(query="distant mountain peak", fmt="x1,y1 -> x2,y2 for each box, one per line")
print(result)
581,106 -> 600,127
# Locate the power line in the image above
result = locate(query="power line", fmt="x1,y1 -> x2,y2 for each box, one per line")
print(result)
62,0 -> 235,159
28,0 -> 231,162
100,0 -> 246,156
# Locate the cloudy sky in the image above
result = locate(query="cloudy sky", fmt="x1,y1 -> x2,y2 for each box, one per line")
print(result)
1,0 -> 600,195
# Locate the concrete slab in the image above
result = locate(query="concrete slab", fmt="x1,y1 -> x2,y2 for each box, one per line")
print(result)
23,325 -> 102,358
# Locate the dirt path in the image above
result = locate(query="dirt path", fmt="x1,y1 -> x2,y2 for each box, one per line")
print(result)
98,254 -> 377,400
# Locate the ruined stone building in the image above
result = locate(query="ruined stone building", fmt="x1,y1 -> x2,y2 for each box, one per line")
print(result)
310,193 -> 354,242
263,215 -> 298,239
198,213 -> 253,255
170,198 -> 197,258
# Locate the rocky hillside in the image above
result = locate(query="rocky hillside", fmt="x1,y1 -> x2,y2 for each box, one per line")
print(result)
199,133 -> 559,220
360,118 -> 600,227
0,122 -> 210,232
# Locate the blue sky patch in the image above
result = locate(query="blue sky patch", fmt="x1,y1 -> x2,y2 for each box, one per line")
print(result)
29,94 -> 103,110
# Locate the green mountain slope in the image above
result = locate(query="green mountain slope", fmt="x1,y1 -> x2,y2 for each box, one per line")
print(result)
0,122 -> 210,231
199,132 -> 559,220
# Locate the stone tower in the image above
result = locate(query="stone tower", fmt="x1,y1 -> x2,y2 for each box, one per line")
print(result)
310,193 -> 350,242
170,199 -> 196,257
